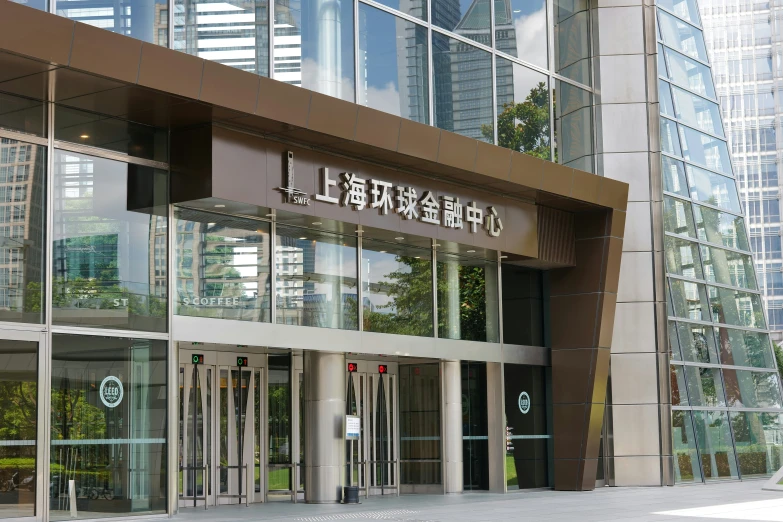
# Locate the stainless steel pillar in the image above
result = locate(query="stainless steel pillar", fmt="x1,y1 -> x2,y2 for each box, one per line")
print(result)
486,362 -> 506,493
442,360 -> 463,493
304,351 -> 346,503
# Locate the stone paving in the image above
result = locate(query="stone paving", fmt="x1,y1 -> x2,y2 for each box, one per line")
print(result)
171,480 -> 783,521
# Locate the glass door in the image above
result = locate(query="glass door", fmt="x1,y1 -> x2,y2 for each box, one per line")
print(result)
178,362 -> 213,508
0,331 -> 43,521
346,372 -> 366,490
367,372 -> 397,495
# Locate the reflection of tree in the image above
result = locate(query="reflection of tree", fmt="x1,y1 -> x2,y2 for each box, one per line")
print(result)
50,388 -> 106,441
0,382 -> 36,440
444,264 -> 488,342
363,256 -> 433,337
775,344 -> 783,382
482,82 -> 550,160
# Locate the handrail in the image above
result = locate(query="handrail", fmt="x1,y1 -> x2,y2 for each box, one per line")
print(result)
216,464 -> 249,507
178,465 -> 208,510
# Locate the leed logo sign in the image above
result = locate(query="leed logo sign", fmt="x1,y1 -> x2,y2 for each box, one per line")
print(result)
100,376 -> 124,409
192,354 -> 204,365
237,357 -> 249,367
518,391 -> 531,415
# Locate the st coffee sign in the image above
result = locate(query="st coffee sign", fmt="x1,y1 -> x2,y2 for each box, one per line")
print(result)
276,151 -> 504,238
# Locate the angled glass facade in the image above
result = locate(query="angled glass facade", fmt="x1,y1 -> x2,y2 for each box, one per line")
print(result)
658,0 -> 783,482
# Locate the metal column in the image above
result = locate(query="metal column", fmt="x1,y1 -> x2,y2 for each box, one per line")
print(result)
442,360 -> 463,494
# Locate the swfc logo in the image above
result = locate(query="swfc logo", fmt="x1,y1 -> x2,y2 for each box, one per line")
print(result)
276,151 -> 311,206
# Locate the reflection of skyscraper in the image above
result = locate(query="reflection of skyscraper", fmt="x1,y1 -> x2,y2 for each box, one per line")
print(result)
273,0 -> 302,86
174,0 -> 268,75
0,138 -> 43,318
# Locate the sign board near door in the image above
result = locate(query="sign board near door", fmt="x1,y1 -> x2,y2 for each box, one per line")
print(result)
345,415 -> 361,440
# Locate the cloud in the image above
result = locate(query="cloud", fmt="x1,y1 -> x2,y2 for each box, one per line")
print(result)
362,81 -> 402,118
513,7 -> 548,68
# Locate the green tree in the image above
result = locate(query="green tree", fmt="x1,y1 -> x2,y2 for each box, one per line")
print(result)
775,343 -> 783,382
363,256 -> 433,336
482,82 -> 551,160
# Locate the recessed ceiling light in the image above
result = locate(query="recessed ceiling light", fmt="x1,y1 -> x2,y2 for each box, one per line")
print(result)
79,134 -> 89,139
467,249 -> 476,253
265,213 -> 275,217
415,256 -> 421,259
215,204 -> 225,208
312,221 -> 322,225
500,255 -> 508,259
394,237 -> 404,241
380,250 -> 387,254
299,237 -> 307,240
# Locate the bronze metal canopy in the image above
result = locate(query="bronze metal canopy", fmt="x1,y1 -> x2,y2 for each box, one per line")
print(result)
0,0 -> 630,492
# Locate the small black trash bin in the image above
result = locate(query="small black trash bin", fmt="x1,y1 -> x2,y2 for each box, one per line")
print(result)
343,486 -> 360,504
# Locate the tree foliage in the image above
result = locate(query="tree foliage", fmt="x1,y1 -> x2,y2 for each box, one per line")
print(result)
481,82 -> 551,160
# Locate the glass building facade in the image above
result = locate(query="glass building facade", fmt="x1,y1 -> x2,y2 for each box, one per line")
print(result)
658,0 -> 783,483
16,0 -> 596,172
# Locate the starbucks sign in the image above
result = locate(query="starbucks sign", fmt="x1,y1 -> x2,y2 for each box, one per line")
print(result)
100,376 -> 124,408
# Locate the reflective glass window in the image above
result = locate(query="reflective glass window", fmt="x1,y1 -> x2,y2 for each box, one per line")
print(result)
700,245 -> 757,290
497,0 -> 548,69
672,410 -> 703,483
361,241 -> 433,337
55,106 -> 168,163
555,81 -> 593,171
433,33 -> 494,142
678,125 -> 732,175
658,10 -> 708,62
708,285 -> 766,329
9,0 -> 46,9
462,361 -> 489,490
677,322 -> 720,364
273,0 -> 355,101
684,365 -> 726,407
665,236 -> 702,279
437,253 -> 499,343
660,80 -> 676,118
672,86 -> 724,137
0,93 -> 46,138
671,364 -> 689,405
730,412 -> 783,478
495,58 -> 550,159
692,411 -> 739,480
669,320 -> 682,360
693,205 -> 750,251
358,4 -> 429,124
0,139 -> 45,323
664,196 -> 697,237
0,340 -> 37,518
52,151 -> 168,332
723,369 -> 783,409
268,355 -> 291,487
685,164 -> 741,213
664,47 -> 716,99
58,0 -> 168,44
501,265 -> 544,347
659,0 -> 700,24
275,226 -> 357,330
173,208 -> 271,322
371,0 -> 426,20
663,156 -> 689,197
554,0 -> 590,85
669,279 -> 710,321
717,327 -> 777,369
432,0 -> 491,45
50,334 -> 167,519
174,0 -> 268,76
658,43 -> 669,79
400,363 -> 441,485
661,117 -> 682,156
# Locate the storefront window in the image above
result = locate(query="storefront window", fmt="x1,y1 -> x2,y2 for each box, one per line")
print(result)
399,364 -> 441,486
174,208 -> 271,323
461,362 -> 488,490
273,0 -> 355,101
0,340 -> 37,518
0,139 -> 45,323
268,355 -> 291,491
729,412 -> 783,478
275,226 -> 357,330
52,151 -> 168,332
692,410 -> 739,480
358,3 -> 429,124
50,334 -> 167,520
672,410 -> 702,483
504,364 -> 550,489
437,253 -> 499,343
501,265 -> 544,346
361,241 -> 432,337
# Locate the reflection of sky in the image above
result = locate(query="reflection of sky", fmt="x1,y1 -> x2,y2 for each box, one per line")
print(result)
363,250 -> 413,313
359,4 -> 402,116
510,0 -> 547,68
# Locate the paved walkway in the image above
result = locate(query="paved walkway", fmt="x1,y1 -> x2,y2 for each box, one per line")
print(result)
173,481 -> 783,521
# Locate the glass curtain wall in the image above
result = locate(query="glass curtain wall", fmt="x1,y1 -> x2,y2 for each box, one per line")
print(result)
34,0 -> 598,170
658,0 -> 783,482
